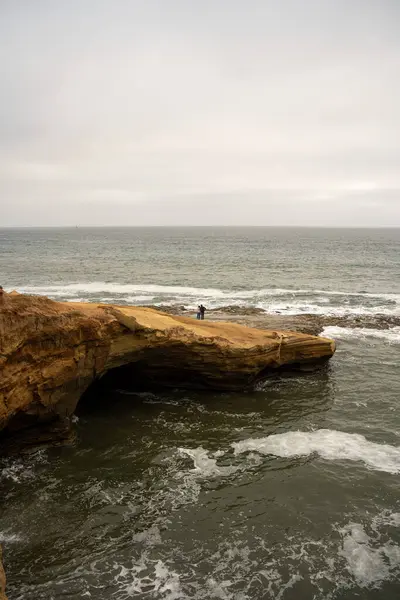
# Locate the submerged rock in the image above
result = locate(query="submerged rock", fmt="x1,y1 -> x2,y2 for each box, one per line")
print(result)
0,292 -> 335,447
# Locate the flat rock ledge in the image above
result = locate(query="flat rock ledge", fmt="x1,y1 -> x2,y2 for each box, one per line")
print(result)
0,293 -> 335,448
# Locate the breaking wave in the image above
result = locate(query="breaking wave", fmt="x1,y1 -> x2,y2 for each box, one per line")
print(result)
322,326 -> 400,344
12,282 -> 400,317
232,429 -> 400,474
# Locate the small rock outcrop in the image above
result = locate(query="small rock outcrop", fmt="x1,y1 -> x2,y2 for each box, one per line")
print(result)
0,293 -> 335,445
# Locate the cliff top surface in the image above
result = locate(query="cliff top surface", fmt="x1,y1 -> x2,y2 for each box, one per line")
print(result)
1,292 -> 333,347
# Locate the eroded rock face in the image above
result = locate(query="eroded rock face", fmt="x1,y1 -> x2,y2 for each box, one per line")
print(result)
0,546 -> 7,600
0,293 -> 335,444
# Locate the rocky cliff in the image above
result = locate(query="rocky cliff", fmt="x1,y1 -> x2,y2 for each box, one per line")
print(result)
0,292 -> 335,446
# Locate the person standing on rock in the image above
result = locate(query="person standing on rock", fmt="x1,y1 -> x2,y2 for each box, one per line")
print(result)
199,304 -> 206,320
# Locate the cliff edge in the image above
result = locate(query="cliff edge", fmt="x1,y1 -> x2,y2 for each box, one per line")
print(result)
0,292 -> 335,444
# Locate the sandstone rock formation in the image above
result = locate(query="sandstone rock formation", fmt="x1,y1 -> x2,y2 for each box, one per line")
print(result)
0,546 -> 7,600
0,293 -> 335,445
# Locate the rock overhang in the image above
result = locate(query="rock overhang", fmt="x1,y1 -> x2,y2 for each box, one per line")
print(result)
0,292 -> 335,446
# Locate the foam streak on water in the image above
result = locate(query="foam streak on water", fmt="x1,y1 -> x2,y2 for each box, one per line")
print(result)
177,447 -> 239,477
322,326 -> 400,343
232,429 -> 400,473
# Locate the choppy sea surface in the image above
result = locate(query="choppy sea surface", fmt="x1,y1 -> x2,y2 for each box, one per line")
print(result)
1,227 -> 400,599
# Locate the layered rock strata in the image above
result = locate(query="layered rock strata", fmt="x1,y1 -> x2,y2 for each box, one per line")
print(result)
0,293 -> 335,445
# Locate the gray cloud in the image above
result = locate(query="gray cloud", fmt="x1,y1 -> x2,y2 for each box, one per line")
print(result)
0,0 -> 399,226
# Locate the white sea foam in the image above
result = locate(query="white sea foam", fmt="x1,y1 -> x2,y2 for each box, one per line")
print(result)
178,447 -> 238,477
112,508 -> 400,599
132,525 -> 162,547
322,326 -> 400,343
0,532 -> 22,543
374,511 -> 400,528
116,559 -> 183,600
0,450 -> 48,483
340,523 -> 388,586
264,302 -> 400,317
339,520 -> 400,587
124,295 -> 159,303
17,282 -> 226,297
13,282 -> 400,317
232,429 -> 400,473
0,462 -> 36,483
15,282 -> 400,300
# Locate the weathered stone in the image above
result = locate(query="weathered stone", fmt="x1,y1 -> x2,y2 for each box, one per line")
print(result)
0,546 -> 7,600
0,293 -> 335,445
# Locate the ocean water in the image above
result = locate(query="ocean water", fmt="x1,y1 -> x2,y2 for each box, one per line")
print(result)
1,227 -> 400,599
1,226 -> 400,316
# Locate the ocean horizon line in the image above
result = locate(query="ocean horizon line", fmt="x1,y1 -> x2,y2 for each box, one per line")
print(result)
1,225 -> 400,230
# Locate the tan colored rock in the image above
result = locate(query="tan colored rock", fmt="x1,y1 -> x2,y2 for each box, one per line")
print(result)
0,294 -> 335,442
0,546 -> 7,600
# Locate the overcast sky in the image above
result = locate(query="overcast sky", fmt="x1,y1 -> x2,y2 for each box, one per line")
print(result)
0,0 -> 399,226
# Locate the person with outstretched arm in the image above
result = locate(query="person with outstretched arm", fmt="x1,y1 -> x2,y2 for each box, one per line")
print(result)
199,304 -> 206,320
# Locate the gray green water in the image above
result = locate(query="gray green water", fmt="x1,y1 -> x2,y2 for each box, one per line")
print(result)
1,227 -> 400,599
